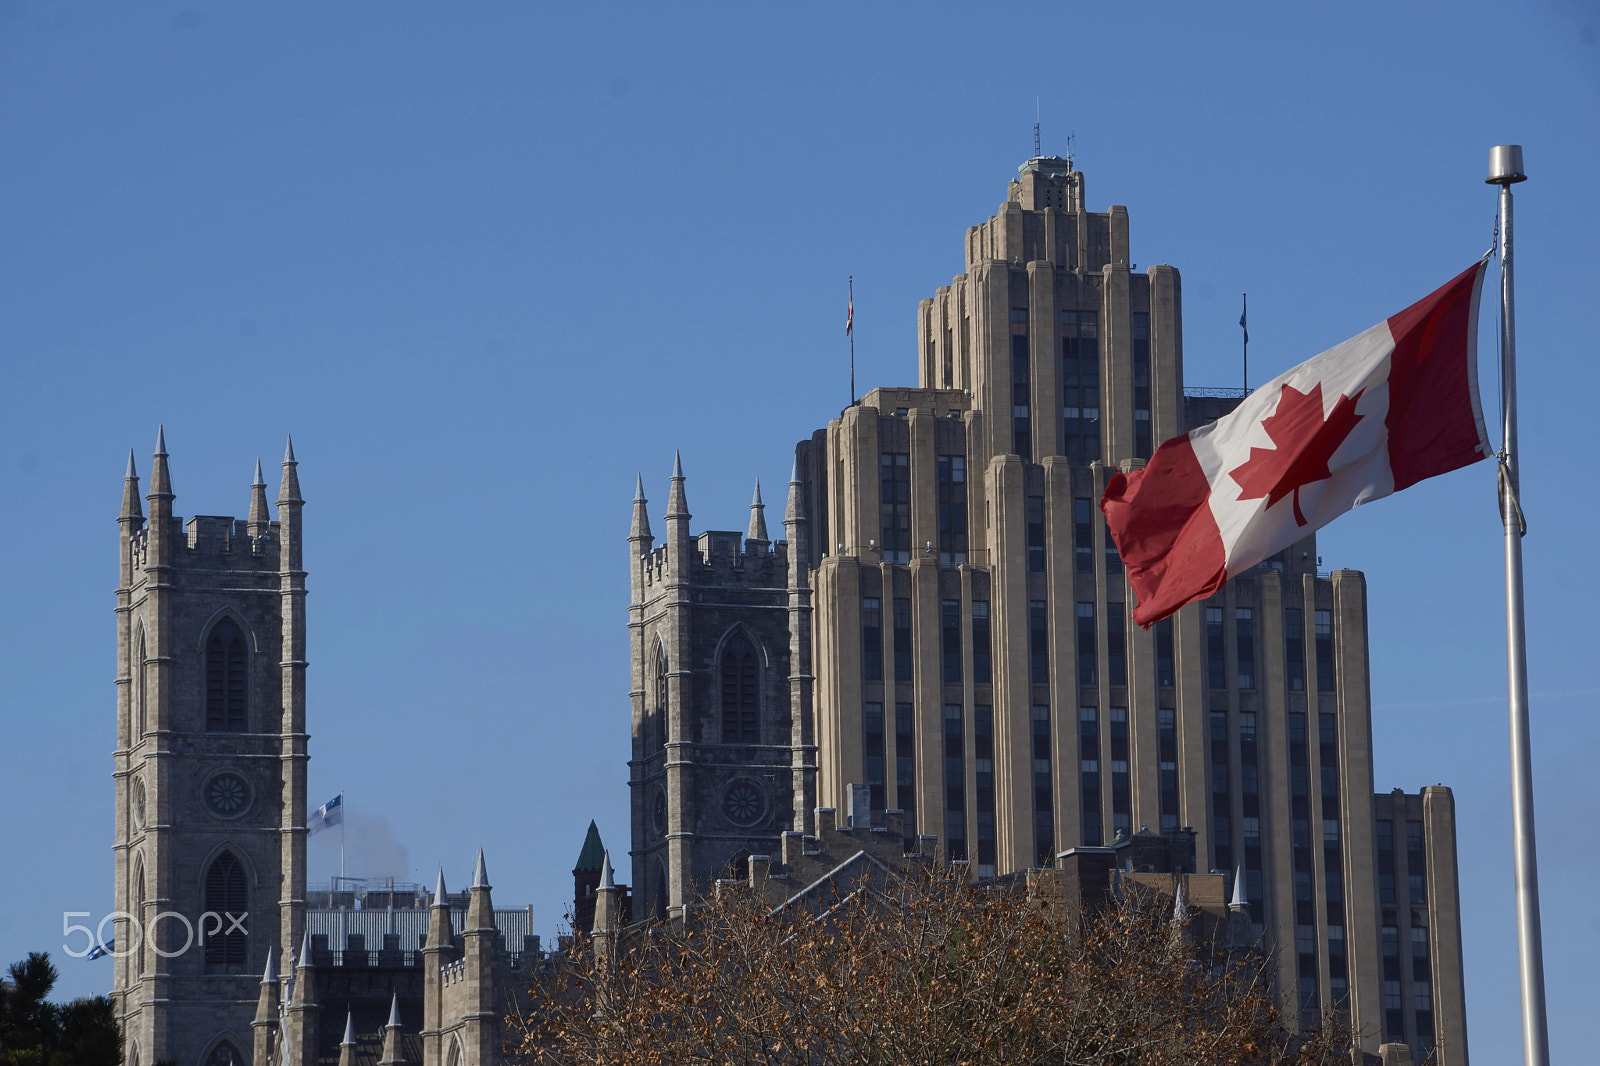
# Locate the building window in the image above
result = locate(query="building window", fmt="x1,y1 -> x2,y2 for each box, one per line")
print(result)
943,705 -> 966,861
973,706 -> 996,873
864,703 -> 885,811
1061,311 -> 1100,464
1026,495 -> 1046,572
652,648 -> 670,754
720,637 -> 760,742
893,598 -> 913,683
204,618 -> 248,733
1073,498 -> 1093,573
1107,604 -> 1126,686
1076,602 -> 1096,685
1155,619 -> 1175,688
1284,608 -> 1306,691
937,455 -> 968,564
1158,708 -> 1178,831
1132,312 -> 1152,459
1314,609 -> 1335,692
1011,309 -> 1031,459
1407,820 -> 1428,904
895,703 -> 915,838
1029,601 -> 1050,684
205,1042 -> 245,1066
1235,608 -> 1255,690
1110,707 -> 1130,834
971,601 -> 992,684
1377,819 -> 1397,905
879,453 -> 911,562
1079,706 -> 1101,846
941,599 -> 963,684
1205,606 -> 1226,691
860,598 -> 884,683
1032,706 -> 1053,865
1210,710 -> 1231,871
1103,520 -> 1122,575
203,852 -> 249,968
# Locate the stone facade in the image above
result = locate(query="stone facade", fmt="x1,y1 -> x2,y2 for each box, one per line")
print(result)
628,158 -> 1469,1063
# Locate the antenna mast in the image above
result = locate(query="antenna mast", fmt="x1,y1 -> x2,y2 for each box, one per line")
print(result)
1033,97 -> 1041,157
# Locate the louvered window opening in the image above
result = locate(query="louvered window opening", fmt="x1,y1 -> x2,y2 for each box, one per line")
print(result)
206,620 -> 247,732
204,852 -> 248,966
720,640 -> 759,743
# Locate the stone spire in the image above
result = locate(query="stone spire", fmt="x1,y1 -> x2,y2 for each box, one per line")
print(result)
146,427 -> 174,566
466,848 -> 494,932
337,1010 -> 357,1066
666,451 -> 689,519
593,850 -> 619,963
378,993 -> 405,1066
247,457 -> 271,538
598,850 -> 614,891
285,925 -> 321,1066
120,450 -> 143,524
1230,866 -> 1248,911
1171,877 -> 1188,923
746,480 -> 768,543
291,925 -> 316,1002
472,847 -> 489,889
279,434 -> 301,505
252,947 -> 281,1066
630,474 -> 652,542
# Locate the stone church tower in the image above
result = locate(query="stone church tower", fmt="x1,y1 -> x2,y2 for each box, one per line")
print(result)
627,457 -> 815,921
112,430 -> 308,1066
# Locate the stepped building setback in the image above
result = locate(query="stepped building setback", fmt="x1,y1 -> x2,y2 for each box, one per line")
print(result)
626,157 -> 1468,1062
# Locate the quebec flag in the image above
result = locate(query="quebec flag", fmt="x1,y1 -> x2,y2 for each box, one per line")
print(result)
307,793 -> 343,835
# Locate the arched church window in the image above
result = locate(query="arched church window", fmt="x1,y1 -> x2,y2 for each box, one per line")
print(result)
134,859 -> 147,975
205,619 -> 248,732
720,637 -> 759,743
653,648 -> 669,753
135,627 -> 147,739
204,1041 -> 243,1066
203,852 -> 248,967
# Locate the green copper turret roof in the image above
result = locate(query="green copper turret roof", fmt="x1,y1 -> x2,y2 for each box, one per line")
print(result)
574,820 -> 605,872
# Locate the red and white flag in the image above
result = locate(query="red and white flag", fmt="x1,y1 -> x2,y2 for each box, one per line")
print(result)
1103,262 -> 1491,627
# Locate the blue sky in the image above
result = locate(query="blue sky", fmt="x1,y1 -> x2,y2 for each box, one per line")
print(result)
1,2 -> 1596,1058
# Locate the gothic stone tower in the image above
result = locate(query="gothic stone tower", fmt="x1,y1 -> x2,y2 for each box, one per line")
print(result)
627,458 -> 811,921
113,430 -> 308,1066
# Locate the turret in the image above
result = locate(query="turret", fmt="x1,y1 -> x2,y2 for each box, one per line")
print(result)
427,868 -> 452,953
146,426 -> 174,567
248,457 -> 271,540
252,947 -> 280,1066
378,993 -> 406,1066
460,849 -> 498,1066
665,451 -> 691,569
277,432 -> 308,972
466,847 -> 493,933
630,475 -> 653,544
285,926 -> 320,1066
746,480 -> 768,547
783,458 -> 808,587
120,451 -> 144,530
572,821 -> 606,936
593,851 -> 619,963
423,869 -> 450,1066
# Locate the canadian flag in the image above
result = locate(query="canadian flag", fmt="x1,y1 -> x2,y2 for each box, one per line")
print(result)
1103,262 -> 1491,627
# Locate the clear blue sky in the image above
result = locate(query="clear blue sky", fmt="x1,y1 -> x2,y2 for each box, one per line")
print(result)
2,2 -> 1595,1058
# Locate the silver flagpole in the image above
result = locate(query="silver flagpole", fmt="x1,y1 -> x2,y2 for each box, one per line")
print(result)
1488,143 -> 1549,1066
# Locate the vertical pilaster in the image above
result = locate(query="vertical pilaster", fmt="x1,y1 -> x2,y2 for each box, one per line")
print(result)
663,456 -> 695,918
1147,265 -> 1184,446
987,455 -> 1029,870
1334,569 -> 1381,1046
785,463 -> 817,836
278,438 -> 308,963
1423,786 -> 1468,1066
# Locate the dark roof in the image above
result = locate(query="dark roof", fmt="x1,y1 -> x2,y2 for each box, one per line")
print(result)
573,820 -> 605,872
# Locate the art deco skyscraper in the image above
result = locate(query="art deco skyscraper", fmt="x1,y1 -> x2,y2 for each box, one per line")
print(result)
630,157 -> 1467,1062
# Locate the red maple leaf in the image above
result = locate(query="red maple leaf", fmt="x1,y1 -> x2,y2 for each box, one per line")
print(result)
1228,382 -> 1365,526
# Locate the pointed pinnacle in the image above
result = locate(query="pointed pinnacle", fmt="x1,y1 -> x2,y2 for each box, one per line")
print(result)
599,850 -> 615,891
387,991 -> 402,1029
283,433 -> 296,464
125,450 -> 138,480
671,450 -> 684,479
154,425 -> 167,456
751,480 -> 763,507
634,474 -> 646,502
1231,866 -> 1247,909
472,847 -> 489,889
253,457 -> 266,486
261,945 -> 278,984
342,1009 -> 356,1046
298,924 -> 315,969
790,456 -> 801,484
1172,879 -> 1188,922
434,867 -> 448,907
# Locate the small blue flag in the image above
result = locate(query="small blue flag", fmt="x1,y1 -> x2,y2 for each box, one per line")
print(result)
87,938 -> 114,960
307,792 -> 343,835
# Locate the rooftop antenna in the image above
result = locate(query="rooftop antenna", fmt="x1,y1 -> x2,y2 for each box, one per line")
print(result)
1064,132 -> 1076,170
1033,97 -> 1041,157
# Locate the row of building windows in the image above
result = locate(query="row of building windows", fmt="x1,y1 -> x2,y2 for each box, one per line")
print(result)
1207,606 -> 1336,693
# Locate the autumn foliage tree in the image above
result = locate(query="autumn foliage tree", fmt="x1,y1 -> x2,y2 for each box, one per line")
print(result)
512,869 -> 1349,1066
